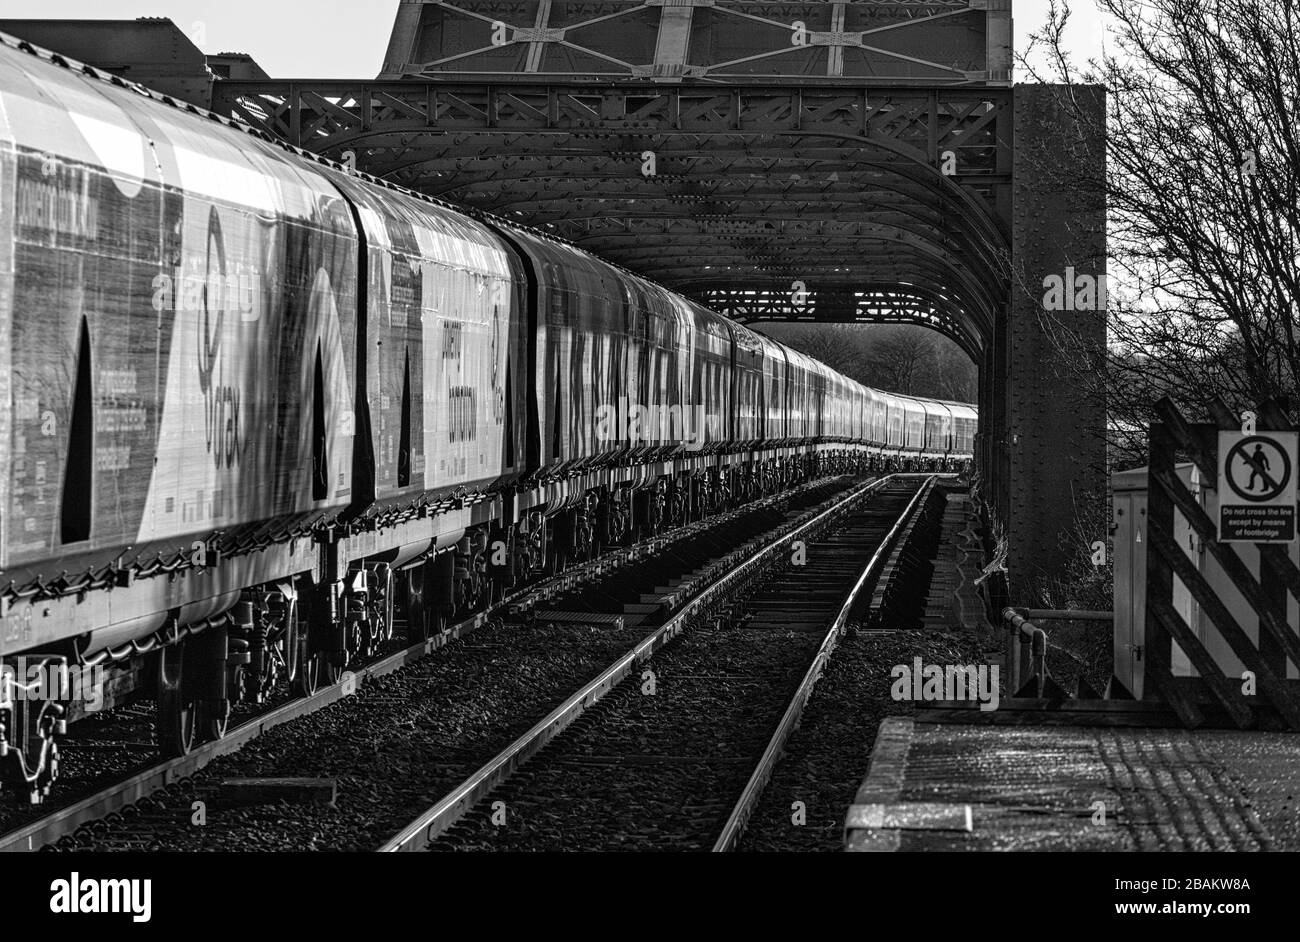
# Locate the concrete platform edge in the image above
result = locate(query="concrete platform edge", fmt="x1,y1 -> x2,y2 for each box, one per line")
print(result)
843,716 -> 914,852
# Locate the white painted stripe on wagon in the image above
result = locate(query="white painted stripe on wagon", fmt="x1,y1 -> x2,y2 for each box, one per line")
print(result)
0,58 -> 17,147
65,111 -> 147,198
164,125 -> 335,220
357,204 -> 392,249
1,52 -> 148,197
411,224 -> 510,277
170,143 -> 280,213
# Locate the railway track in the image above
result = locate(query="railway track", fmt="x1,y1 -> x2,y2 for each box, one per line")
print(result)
3,473 -> 873,852
385,475 -> 939,852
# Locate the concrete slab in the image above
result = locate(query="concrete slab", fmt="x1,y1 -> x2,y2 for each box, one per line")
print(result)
846,717 -> 1296,851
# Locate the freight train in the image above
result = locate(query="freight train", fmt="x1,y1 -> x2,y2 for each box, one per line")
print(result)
0,33 -> 976,800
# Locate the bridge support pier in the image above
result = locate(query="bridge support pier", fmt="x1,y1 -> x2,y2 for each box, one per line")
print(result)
1002,84 -> 1107,598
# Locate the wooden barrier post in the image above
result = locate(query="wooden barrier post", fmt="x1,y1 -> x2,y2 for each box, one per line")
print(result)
1140,397 -> 1300,730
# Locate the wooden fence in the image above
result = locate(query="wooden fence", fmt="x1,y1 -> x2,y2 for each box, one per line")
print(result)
1144,396 -> 1300,730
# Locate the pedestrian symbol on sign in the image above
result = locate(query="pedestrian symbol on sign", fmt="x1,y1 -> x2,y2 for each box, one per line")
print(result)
1218,431 -> 1298,543
1225,437 -> 1290,502
1246,443 -> 1269,493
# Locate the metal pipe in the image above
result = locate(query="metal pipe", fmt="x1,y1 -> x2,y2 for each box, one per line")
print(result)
1024,609 -> 1113,621
1002,607 -> 1049,698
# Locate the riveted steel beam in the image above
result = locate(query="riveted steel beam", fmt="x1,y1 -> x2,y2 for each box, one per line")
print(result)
325,0 -> 1102,596
379,1 -> 1009,84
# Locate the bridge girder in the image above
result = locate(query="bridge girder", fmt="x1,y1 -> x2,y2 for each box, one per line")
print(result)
380,0 -> 1012,85
205,2 -> 1105,591
211,79 -> 1012,358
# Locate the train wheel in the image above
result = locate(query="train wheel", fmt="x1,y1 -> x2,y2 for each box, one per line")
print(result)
542,539 -> 561,577
298,649 -> 340,695
292,643 -> 322,697
1,676 -> 64,804
200,699 -> 230,742
290,605 -> 333,698
281,597 -> 302,688
157,642 -> 196,757
244,595 -> 297,704
192,626 -> 232,745
294,583 -> 343,696
376,566 -> 394,644
403,565 -> 432,642
356,565 -> 394,656
319,656 -> 342,688
300,648 -> 342,692
345,604 -> 367,662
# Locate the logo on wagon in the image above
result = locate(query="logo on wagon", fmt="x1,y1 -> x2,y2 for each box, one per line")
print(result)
191,208 -> 244,470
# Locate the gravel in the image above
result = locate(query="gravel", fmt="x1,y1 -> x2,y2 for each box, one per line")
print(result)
430,625 -> 822,851
14,474 -> 941,853
737,627 -> 997,852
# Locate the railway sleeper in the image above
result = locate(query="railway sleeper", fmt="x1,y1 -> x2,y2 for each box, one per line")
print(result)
2,469 -> 870,802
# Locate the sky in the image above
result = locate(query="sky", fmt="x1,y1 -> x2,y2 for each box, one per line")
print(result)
0,0 -> 1108,79
2,0 -> 404,77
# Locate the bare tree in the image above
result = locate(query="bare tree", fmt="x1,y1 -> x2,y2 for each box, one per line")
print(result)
931,340 -> 978,401
767,323 -> 865,379
761,323 -> 978,400
870,327 -> 936,392
1022,0 -> 1300,466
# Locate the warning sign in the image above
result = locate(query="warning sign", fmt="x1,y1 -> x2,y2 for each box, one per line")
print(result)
1218,431 -> 1298,543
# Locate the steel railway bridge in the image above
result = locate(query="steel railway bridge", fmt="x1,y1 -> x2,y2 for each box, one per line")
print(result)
207,0 -> 1105,589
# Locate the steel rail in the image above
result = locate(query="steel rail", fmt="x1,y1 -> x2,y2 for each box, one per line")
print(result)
0,607 -> 494,853
0,473 -> 856,853
711,475 -> 938,852
378,474 -> 921,852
